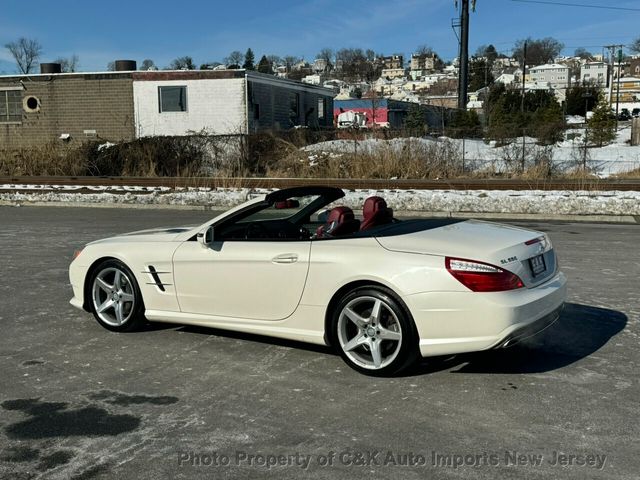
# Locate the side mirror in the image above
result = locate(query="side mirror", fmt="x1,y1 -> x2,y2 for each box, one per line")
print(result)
197,226 -> 214,248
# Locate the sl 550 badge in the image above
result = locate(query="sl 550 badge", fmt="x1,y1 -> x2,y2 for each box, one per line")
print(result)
500,256 -> 518,264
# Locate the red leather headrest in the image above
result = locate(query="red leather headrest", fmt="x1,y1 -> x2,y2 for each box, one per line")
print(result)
327,206 -> 354,224
363,196 -> 388,219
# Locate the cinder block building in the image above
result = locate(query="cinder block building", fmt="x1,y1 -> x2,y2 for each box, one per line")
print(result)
0,65 -> 334,148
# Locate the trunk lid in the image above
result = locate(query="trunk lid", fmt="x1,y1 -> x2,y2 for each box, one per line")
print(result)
376,219 -> 556,287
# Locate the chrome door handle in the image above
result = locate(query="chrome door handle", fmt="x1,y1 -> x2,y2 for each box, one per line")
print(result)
272,254 -> 298,264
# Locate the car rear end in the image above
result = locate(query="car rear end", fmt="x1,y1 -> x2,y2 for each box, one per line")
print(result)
376,220 -> 567,357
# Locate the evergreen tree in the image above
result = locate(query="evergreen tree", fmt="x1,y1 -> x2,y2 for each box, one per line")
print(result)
404,104 -> 426,134
243,48 -> 255,70
587,97 -> 616,147
565,85 -> 599,116
447,110 -> 482,138
532,101 -> 565,145
257,55 -> 272,74
468,58 -> 494,92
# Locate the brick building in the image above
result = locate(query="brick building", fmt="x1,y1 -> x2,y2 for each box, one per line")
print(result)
0,68 -> 334,148
0,72 -> 134,148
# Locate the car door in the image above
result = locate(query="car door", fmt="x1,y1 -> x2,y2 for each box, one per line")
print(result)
172,239 -> 311,321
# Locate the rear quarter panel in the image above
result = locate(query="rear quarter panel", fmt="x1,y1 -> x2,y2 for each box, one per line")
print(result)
300,237 -> 464,308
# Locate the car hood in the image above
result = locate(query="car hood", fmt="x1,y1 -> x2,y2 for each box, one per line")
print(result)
88,225 -> 197,244
376,219 -> 553,283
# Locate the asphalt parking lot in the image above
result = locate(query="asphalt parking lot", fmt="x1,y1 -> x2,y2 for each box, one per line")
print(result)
0,205 -> 638,479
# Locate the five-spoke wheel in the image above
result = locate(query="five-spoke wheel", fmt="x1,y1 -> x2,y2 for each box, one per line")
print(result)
333,287 -> 418,375
90,260 -> 145,331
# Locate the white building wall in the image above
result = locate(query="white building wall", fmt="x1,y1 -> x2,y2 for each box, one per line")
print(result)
133,78 -> 247,137
580,63 -> 607,86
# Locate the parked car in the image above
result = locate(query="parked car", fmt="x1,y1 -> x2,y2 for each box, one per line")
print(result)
618,108 -> 632,121
632,108 -> 640,118
69,186 -> 567,375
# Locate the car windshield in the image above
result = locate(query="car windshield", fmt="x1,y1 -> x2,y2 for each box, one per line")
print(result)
236,195 -> 322,223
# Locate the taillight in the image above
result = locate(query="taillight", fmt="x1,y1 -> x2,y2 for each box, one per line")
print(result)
445,257 -> 524,292
525,236 -> 544,245
72,249 -> 83,260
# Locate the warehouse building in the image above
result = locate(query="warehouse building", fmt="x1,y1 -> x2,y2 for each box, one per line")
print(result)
333,98 -> 446,130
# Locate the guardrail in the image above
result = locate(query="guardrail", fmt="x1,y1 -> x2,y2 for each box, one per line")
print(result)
1,176 -> 639,192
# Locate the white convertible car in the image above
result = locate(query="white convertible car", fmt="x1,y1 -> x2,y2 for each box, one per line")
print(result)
69,186 -> 566,375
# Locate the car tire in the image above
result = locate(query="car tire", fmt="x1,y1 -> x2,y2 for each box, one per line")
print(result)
331,286 -> 419,376
89,259 -> 146,332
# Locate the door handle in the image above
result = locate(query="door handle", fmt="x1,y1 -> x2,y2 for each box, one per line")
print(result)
272,254 -> 298,264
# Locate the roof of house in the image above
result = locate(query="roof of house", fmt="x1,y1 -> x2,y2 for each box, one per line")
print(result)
529,64 -> 570,71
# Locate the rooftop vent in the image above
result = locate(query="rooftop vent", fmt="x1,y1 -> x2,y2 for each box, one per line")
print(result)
114,60 -> 137,71
40,63 -> 62,74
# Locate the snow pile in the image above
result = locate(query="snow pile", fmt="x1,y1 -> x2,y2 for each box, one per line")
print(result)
2,187 -> 639,217
565,115 -> 585,125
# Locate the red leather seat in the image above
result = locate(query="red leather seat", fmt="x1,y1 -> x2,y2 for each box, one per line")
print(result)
360,196 -> 393,231
316,206 -> 360,238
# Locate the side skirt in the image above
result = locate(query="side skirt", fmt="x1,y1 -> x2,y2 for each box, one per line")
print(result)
145,306 -> 328,346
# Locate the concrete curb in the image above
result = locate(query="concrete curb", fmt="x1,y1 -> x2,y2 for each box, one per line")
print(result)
2,199 -> 638,224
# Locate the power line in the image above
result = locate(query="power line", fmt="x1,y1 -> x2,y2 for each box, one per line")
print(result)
510,0 -> 640,12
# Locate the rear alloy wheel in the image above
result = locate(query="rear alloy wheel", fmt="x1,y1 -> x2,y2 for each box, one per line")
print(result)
90,260 -> 145,332
333,288 -> 418,375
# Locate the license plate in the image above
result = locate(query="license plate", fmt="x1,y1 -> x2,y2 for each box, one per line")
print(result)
529,254 -> 546,277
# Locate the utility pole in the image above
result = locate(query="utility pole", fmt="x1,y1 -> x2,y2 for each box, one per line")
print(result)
604,44 -> 624,108
456,0 -> 472,110
615,48 -> 622,125
521,41 -> 527,172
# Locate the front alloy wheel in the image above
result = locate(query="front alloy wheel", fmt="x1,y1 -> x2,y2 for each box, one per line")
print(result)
334,288 -> 418,375
90,260 -> 145,331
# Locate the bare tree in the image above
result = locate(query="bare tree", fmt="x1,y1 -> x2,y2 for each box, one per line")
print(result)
106,61 -> 115,71
365,49 -> 376,62
415,44 -> 436,56
266,55 -> 282,67
316,48 -> 334,64
140,59 -> 156,70
5,37 -> 43,73
283,55 -> 301,72
630,37 -> 640,55
169,56 -> 195,70
54,54 -> 79,72
224,51 -> 243,68
574,48 -> 594,60
513,37 -> 564,66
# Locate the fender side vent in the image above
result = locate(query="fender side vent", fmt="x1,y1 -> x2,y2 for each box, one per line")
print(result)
147,265 -> 165,292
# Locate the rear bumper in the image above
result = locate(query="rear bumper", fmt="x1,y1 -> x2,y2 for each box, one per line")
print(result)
491,304 -> 562,348
403,272 -> 567,357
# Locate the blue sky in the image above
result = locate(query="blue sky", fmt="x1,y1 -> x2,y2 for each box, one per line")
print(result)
0,0 -> 638,73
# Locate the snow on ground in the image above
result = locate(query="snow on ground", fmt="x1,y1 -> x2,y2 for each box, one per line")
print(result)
1,187 -> 639,217
303,127 -> 640,177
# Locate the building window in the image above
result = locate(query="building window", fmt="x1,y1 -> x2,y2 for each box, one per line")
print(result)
318,98 -> 326,120
289,93 -> 300,125
0,90 -> 22,122
158,86 -> 187,112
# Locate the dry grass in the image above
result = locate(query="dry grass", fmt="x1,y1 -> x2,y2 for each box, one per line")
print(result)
0,143 -> 86,176
1,132 -> 639,182
268,138 -> 465,179
611,167 -> 640,179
